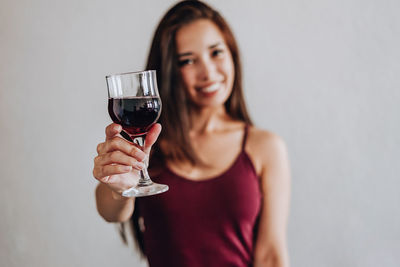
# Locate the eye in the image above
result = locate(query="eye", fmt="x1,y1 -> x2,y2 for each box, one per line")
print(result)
178,58 -> 194,67
211,49 -> 224,57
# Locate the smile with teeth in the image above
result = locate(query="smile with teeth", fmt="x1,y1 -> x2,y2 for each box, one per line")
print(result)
198,83 -> 221,93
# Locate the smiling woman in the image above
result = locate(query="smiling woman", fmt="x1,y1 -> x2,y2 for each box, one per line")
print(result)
93,1 -> 291,267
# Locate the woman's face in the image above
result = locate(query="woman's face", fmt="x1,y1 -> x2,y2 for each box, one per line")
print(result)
175,19 -> 235,108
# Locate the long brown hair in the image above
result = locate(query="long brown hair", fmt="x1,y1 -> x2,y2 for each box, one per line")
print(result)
148,0 -> 253,166
128,0 -> 253,256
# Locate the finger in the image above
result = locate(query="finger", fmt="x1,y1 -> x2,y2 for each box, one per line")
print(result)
144,123 -> 162,154
93,164 -> 132,181
94,152 -> 145,171
105,123 -> 122,140
98,137 -> 146,162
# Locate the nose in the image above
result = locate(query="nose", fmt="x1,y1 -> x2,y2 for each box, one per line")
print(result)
197,58 -> 217,82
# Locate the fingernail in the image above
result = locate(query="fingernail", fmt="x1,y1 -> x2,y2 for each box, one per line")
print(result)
134,151 -> 146,162
135,162 -> 146,170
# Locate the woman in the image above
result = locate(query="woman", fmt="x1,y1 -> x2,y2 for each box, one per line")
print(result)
93,1 -> 291,266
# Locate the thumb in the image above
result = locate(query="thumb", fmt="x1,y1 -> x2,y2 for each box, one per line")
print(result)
143,123 -> 162,154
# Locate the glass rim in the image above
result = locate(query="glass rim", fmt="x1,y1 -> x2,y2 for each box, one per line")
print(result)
105,69 -> 156,79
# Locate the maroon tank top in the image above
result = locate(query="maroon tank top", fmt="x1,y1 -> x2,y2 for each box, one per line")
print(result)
135,125 -> 262,267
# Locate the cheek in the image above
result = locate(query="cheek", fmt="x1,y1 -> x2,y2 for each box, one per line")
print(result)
223,56 -> 235,88
180,68 -> 195,89
179,68 -> 198,100
228,61 -> 235,84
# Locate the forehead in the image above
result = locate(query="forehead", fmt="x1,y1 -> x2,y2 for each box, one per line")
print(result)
175,19 -> 226,52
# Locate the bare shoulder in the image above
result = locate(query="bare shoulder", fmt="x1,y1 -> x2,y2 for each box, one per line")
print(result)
246,126 -> 289,175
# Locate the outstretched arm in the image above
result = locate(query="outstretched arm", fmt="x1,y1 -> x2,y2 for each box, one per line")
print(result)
93,123 -> 161,222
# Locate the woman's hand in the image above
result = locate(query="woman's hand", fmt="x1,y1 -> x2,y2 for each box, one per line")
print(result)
93,123 -> 162,197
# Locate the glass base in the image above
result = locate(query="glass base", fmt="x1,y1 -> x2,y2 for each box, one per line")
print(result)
122,183 -> 169,198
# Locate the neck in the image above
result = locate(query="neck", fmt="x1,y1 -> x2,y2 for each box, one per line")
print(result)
189,105 -> 229,134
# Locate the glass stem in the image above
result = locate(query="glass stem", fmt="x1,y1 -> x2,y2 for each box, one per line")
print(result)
133,135 -> 153,187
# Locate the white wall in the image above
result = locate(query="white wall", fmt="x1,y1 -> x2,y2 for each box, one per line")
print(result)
1,0 -> 399,266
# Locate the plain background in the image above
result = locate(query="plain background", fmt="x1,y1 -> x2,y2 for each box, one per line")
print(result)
1,0 -> 399,266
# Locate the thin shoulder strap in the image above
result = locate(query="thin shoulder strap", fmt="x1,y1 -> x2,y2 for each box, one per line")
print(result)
241,124 -> 249,151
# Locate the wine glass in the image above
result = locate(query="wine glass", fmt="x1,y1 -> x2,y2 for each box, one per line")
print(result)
106,70 -> 168,197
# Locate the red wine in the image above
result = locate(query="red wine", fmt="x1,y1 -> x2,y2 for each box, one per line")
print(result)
108,97 -> 161,136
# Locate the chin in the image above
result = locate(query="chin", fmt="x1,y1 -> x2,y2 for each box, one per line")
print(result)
195,95 -> 230,109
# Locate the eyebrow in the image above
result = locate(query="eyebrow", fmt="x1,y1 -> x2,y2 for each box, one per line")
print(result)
209,42 -> 222,49
177,42 -> 223,58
